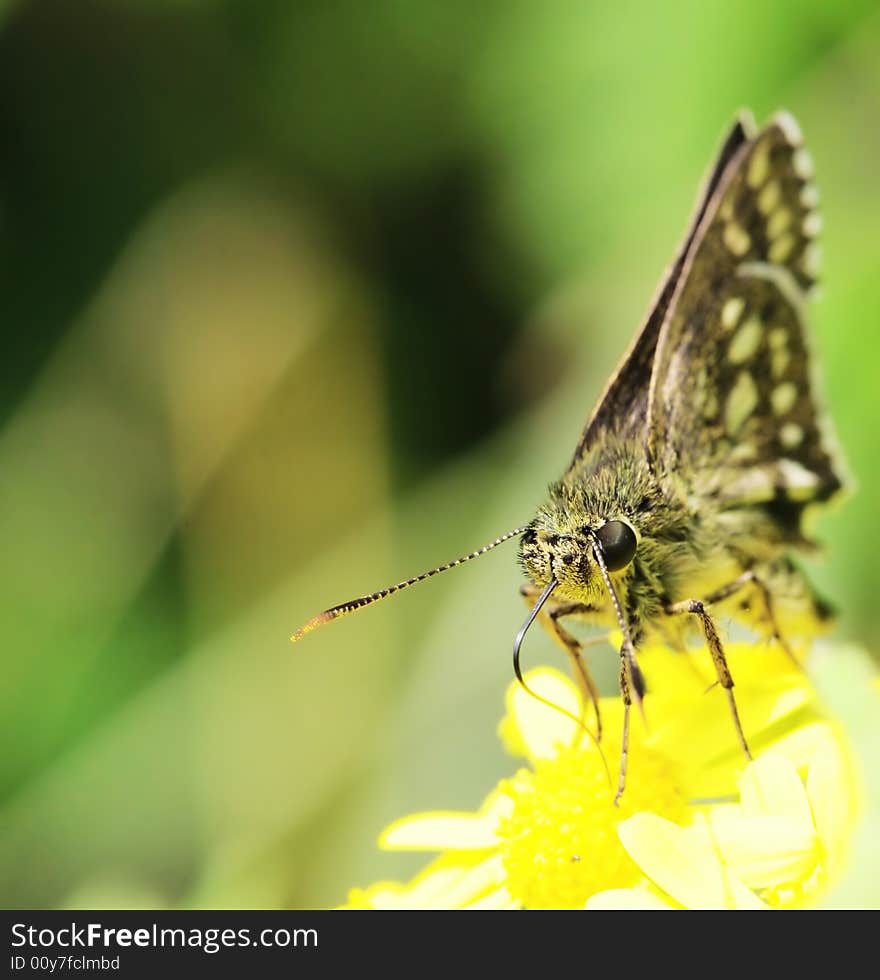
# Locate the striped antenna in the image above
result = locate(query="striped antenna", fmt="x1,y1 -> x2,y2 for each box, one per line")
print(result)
291,526 -> 530,643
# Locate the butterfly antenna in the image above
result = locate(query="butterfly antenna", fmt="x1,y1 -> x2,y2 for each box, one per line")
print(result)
513,577 -> 611,789
291,526 -> 530,642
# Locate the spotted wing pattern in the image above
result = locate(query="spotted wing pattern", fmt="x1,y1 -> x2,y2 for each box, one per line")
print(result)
567,115 -> 753,470
646,113 -> 845,515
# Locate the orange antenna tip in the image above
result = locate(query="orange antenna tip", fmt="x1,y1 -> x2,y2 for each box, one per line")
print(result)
290,610 -> 335,643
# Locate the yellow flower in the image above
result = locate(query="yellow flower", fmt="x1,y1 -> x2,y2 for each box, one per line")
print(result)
587,735 -> 856,909
340,643 -> 858,910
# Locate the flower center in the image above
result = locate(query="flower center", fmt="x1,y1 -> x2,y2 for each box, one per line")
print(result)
496,741 -> 688,909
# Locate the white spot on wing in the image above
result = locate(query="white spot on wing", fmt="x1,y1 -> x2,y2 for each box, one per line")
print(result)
775,112 -> 803,146
728,441 -> 757,463
747,141 -> 771,188
793,148 -> 814,179
721,297 -> 746,330
803,213 -> 822,237
801,241 -> 822,278
724,222 -> 751,257
772,346 -> 790,379
725,370 -> 758,434
769,233 -> 796,263
719,468 -> 775,504
800,184 -> 820,209
728,317 -> 762,364
758,180 -> 781,215
768,327 -> 787,349
767,208 -> 793,239
771,382 -> 797,415
777,458 -> 820,500
780,422 -> 804,448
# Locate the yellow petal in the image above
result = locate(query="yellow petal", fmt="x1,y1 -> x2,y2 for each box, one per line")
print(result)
503,668 -> 581,762
418,853 -> 508,909
585,887 -> 676,910
761,684 -> 815,729
340,883 -> 402,909
637,643 -> 708,696
646,687 -> 747,773
647,679 -> 814,786
467,886 -> 521,910
755,722 -> 835,773
354,884 -> 421,910
618,814 -> 767,910
709,810 -> 819,888
739,754 -> 813,833
370,853 -> 507,910
381,801 -> 509,851
806,733 -> 855,878
721,643 -> 808,686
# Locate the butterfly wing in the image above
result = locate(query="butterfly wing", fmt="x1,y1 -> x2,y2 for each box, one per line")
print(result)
567,113 -> 754,470
647,112 -> 846,520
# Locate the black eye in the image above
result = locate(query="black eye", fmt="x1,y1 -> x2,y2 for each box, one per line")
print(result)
595,520 -> 637,571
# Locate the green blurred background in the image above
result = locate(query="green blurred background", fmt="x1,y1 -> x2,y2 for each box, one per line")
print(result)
1,0 -> 878,910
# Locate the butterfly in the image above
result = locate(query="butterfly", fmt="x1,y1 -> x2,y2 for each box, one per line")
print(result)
292,110 -> 846,801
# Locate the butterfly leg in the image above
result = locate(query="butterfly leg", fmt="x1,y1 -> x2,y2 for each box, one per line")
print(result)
706,568 -> 808,668
519,584 -> 606,739
664,595 -> 752,762
747,573 -> 802,667
702,562 -> 825,670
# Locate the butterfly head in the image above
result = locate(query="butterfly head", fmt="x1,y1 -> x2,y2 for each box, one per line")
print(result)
519,511 -> 638,601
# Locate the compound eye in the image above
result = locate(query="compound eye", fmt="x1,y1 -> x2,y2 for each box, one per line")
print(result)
595,520 -> 637,571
